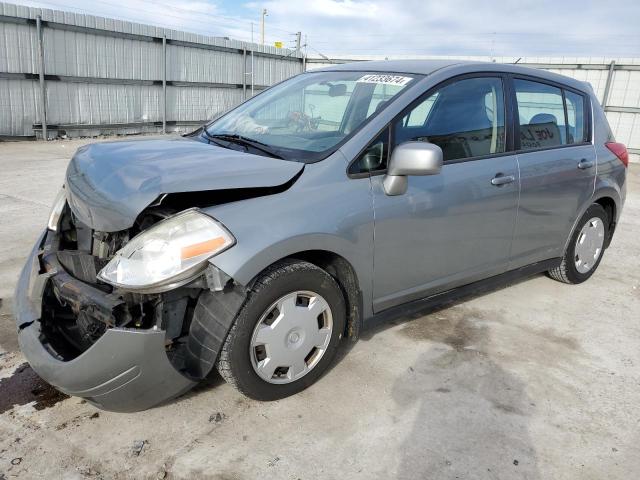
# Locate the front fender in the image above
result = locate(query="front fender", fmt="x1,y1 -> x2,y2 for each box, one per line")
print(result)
211,233 -> 368,288
201,158 -> 375,317
210,232 -> 374,319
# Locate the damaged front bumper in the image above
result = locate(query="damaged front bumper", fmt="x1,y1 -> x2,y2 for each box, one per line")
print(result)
13,230 -> 197,412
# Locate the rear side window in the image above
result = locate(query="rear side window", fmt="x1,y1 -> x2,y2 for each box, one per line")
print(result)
514,80 -> 566,150
565,90 -> 586,143
393,77 -> 506,162
514,79 -> 588,151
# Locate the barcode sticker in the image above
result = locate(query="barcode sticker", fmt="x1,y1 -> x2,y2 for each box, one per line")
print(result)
356,74 -> 413,86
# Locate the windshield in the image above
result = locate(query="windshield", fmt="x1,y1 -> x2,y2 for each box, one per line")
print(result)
205,71 -> 418,162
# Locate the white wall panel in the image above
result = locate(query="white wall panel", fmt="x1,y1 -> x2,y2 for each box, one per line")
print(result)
167,86 -> 243,121
0,21 -> 38,73
0,78 -> 39,135
45,82 -> 162,125
43,29 -> 162,80
0,1 -> 302,136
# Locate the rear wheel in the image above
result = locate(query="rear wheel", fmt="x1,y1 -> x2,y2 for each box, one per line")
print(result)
217,260 -> 346,400
548,204 -> 608,284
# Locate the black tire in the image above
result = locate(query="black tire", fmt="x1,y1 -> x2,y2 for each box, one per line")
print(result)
217,260 -> 346,401
548,204 -> 609,284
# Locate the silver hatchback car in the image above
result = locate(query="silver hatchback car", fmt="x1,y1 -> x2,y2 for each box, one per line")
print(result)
15,60 -> 628,411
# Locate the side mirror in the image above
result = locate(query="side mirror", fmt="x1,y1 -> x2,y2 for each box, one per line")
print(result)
383,141 -> 443,196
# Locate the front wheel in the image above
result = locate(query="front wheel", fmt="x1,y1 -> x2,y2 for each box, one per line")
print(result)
217,260 -> 346,401
548,204 -> 609,284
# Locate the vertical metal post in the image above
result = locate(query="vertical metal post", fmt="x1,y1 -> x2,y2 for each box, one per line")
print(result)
251,50 -> 255,97
602,60 -> 616,108
302,34 -> 307,72
36,16 -> 47,140
295,32 -> 301,55
162,35 -> 167,134
242,47 -> 247,100
250,23 -> 255,98
261,8 -> 267,45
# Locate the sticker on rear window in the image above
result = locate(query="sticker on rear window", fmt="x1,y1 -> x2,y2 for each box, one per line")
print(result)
356,74 -> 413,86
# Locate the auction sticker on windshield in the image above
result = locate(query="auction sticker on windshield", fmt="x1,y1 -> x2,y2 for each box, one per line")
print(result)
356,74 -> 413,86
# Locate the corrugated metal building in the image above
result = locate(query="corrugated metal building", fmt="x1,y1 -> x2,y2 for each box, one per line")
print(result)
306,55 -> 640,162
1,2 -> 638,165
0,1 -> 303,138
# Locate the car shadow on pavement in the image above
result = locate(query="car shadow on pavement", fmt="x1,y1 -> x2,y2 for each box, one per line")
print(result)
390,306 -> 540,479
358,276 -> 543,479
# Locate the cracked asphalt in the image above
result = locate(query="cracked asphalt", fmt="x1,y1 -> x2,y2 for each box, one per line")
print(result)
1,137 -> 639,479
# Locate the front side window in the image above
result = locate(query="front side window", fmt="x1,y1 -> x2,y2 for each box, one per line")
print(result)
393,77 -> 506,162
205,71 -> 417,162
349,128 -> 389,175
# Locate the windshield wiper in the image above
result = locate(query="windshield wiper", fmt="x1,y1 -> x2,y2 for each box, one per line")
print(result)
205,133 -> 284,159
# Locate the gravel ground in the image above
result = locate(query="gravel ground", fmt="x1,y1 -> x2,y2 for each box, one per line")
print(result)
0,137 -> 639,480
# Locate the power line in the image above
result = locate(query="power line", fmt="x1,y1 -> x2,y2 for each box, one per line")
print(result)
20,0 -> 298,41
305,31 -> 640,39
133,0 -> 297,35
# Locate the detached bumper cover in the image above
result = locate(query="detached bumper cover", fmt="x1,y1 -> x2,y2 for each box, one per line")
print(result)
13,230 -> 197,412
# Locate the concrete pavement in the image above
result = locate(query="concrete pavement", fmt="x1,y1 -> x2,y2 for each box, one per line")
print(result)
1,137 -> 639,479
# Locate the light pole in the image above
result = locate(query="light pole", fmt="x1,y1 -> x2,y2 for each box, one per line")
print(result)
250,22 -> 255,96
261,8 -> 267,45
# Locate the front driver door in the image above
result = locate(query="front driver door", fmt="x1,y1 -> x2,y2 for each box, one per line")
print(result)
364,75 -> 520,312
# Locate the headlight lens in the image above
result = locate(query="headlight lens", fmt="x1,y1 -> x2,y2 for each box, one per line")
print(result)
98,209 -> 235,291
47,187 -> 67,231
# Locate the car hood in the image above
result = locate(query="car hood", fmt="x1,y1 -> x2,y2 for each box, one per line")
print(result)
65,138 -> 304,232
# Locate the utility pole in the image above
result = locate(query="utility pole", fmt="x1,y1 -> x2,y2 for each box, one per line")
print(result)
162,34 -> 166,134
250,22 -> 255,96
295,31 -> 301,54
303,34 -> 308,71
36,15 -> 47,140
261,8 -> 267,45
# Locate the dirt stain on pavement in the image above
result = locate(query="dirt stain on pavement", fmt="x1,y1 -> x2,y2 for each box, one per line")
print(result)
398,306 -> 489,350
0,300 -> 20,353
0,363 -> 69,414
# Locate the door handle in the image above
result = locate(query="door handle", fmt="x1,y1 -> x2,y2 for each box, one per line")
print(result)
491,174 -> 515,186
578,159 -> 594,170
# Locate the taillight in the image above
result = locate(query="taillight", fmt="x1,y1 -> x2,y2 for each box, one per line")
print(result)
605,142 -> 629,168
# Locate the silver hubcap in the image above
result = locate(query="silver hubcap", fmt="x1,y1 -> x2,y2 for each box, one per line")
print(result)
574,217 -> 605,274
250,291 -> 333,384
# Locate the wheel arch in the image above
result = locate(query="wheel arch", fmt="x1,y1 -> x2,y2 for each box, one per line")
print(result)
563,189 -> 620,253
246,249 -> 364,341
593,195 -> 617,248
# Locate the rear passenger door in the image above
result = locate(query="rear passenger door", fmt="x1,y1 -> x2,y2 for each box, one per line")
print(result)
509,77 -> 596,268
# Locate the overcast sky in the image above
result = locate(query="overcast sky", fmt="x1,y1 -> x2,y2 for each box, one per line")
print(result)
16,0 -> 640,58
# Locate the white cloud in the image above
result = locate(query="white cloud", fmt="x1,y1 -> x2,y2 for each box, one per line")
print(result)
16,0 -> 254,39
13,0 -> 640,56
246,0 -> 381,19
252,0 -> 640,57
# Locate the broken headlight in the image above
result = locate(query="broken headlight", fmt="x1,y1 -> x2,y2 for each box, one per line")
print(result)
98,209 -> 235,292
47,186 -> 67,231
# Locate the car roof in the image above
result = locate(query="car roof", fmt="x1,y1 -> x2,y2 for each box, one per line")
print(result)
312,59 -> 466,76
312,59 -> 592,94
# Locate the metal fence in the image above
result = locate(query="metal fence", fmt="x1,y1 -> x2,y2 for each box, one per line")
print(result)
1,2 -> 638,164
0,2 -> 304,138
306,55 -> 640,162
